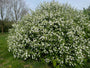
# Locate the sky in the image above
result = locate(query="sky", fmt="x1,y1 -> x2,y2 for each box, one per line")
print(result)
25,0 -> 90,10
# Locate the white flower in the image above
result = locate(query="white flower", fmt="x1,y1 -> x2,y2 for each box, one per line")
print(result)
8,1 -> 90,67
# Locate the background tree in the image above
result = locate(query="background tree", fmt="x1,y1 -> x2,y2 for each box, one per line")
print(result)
0,0 -> 28,33
8,0 -> 28,22
83,6 -> 90,38
0,0 -> 9,33
83,5 -> 90,19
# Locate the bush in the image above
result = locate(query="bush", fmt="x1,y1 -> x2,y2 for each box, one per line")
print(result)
0,20 -> 13,32
8,1 -> 90,67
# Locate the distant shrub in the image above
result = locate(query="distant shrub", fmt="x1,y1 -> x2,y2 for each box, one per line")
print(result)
8,1 -> 90,67
0,20 -> 13,32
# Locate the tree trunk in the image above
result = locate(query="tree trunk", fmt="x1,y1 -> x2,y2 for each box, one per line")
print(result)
1,25 -> 4,33
1,21 -> 4,34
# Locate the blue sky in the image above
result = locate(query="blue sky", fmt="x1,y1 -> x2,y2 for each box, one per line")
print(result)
25,0 -> 90,10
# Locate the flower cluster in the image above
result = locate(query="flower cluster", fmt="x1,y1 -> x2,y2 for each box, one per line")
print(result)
8,1 -> 90,67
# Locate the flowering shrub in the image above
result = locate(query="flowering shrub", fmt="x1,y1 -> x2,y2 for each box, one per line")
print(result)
8,1 -> 90,67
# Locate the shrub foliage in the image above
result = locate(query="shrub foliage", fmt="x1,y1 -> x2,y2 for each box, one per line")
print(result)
8,1 -> 90,67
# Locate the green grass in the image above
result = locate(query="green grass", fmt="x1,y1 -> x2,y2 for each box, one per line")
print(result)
0,33 -> 51,68
0,33 -> 90,68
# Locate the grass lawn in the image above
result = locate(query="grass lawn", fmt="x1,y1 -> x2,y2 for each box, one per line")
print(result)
0,33 -> 90,68
0,33 -> 51,68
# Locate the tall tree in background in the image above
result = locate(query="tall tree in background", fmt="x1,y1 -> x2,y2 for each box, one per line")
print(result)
0,0 -> 8,33
8,0 -> 28,22
83,5 -> 90,19
0,0 -> 28,33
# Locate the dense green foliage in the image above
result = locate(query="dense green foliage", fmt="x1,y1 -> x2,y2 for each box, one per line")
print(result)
83,6 -> 90,19
83,6 -> 90,39
8,1 -> 90,68
0,20 -> 13,32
